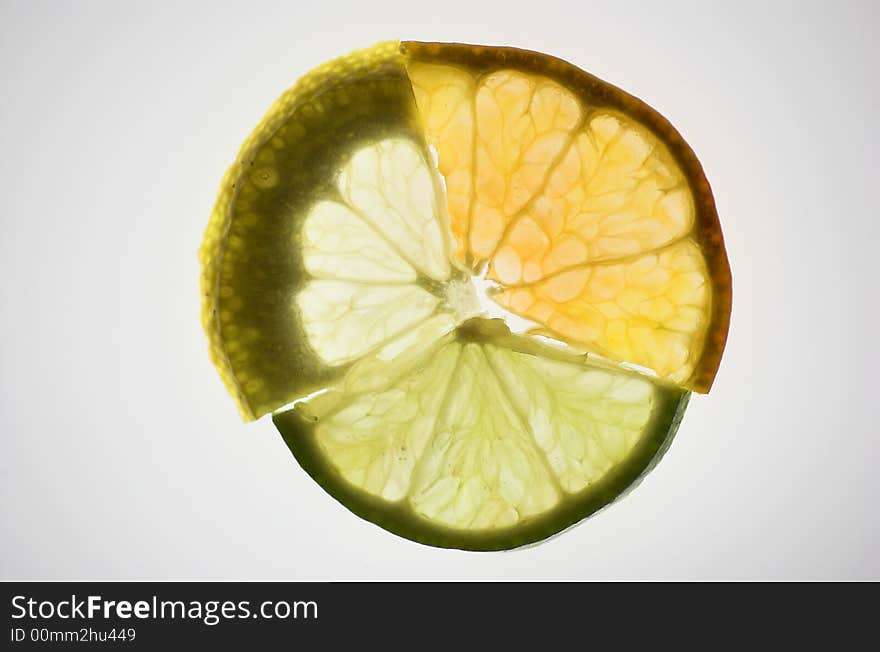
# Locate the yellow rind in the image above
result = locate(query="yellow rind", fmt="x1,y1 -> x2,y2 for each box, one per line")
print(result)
199,41 -> 404,421
200,164 -> 252,419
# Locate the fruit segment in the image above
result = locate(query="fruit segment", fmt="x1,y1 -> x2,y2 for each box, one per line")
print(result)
490,112 -> 694,284
407,63 -> 476,261
302,201 -> 416,283
469,72 -> 581,261
409,343 -> 561,528
485,346 -> 655,494
403,44 -> 727,392
296,281 -> 439,366
408,63 -> 582,264
275,322 -> 687,547
310,340 -> 461,501
493,239 -> 710,384
297,137 -> 454,366
336,138 -> 451,281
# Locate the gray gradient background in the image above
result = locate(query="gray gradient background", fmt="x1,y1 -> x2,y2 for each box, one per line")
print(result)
1,0 -> 877,580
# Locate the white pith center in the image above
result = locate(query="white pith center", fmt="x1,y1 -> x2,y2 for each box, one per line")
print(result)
443,269 -> 541,335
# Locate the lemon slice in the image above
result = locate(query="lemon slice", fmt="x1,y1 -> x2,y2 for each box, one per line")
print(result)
200,41 -> 730,550
200,43 -> 453,420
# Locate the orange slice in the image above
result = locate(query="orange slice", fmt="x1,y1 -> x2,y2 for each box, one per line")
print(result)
404,42 -> 731,391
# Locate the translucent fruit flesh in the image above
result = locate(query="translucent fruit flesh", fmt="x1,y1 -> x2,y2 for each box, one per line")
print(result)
275,319 -> 688,550
200,41 -> 730,550
199,43 -> 435,419
404,43 -> 729,391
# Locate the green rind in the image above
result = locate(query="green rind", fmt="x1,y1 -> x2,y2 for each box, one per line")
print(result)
273,365 -> 689,552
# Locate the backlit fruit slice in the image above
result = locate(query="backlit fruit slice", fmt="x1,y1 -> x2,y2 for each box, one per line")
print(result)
403,42 -> 731,392
199,42 -> 458,420
494,239 -> 711,386
274,319 -> 688,551
200,40 -> 731,550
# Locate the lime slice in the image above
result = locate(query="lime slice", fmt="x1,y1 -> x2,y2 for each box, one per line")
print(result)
200,41 -> 730,550
274,321 -> 687,550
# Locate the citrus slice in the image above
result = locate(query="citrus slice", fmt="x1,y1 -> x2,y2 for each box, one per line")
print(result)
275,320 -> 688,550
199,42 -> 452,420
199,41 -> 731,550
403,42 -> 731,391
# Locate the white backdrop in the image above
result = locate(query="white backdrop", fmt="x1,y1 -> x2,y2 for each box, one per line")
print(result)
1,0 -> 877,580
